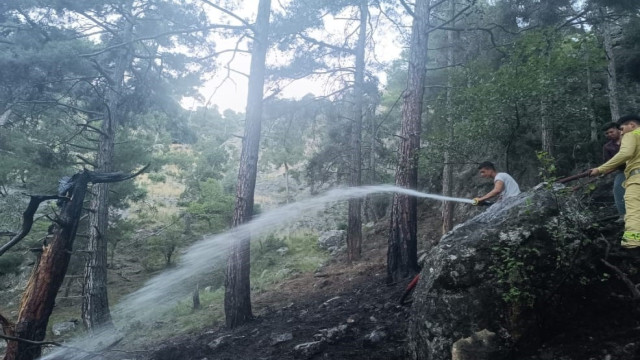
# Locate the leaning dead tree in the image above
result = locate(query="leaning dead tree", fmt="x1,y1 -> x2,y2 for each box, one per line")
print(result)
0,166 -> 146,360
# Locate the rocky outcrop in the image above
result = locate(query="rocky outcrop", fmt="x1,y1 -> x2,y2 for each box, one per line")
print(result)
407,189 -> 605,360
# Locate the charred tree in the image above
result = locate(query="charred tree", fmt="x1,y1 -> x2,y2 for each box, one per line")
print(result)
347,0 -> 368,263
387,0 -> 431,283
224,0 -> 271,329
2,168 -> 144,360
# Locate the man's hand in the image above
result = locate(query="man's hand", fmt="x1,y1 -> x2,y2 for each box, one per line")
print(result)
589,168 -> 601,177
472,197 -> 482,206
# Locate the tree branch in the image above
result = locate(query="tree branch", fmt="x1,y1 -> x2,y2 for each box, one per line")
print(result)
0,333 -> 62,347
76,155 -> 97,168
75,123 -> 109,137
298,34 -> 354,55
601,259 -> 640,299
199,0 -> 254,31
79,25 -> 245,58
88,164 -> 149,184
0,195 -> 60,257
427,2 -> 475,35
399,0 -> 415,18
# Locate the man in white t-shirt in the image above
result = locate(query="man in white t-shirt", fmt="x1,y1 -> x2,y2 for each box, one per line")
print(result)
473,161 -> 521,205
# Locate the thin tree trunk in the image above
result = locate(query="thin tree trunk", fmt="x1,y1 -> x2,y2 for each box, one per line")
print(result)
387,0 -> 430,283
192,284 -> 201,310
224,0 -> 271,329
441,0 -> 456,235
365,103 -> 378,223
600,8 -> 620,122
585,43 -> 597,142
284,162 -> 290,203
82,19 -> 133,332
347,0 -> 367,263
540,37 -> 553,155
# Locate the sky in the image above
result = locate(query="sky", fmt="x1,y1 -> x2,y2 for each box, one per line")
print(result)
183,1 -> 408,113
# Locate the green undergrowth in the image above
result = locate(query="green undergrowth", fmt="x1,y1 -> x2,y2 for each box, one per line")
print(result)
121,287 -> 226,342
250,230 -> 326,293
102,229 -> 327,348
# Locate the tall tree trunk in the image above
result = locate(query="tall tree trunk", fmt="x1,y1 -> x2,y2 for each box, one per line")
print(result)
441,0 -> 456,235
365,103 -> 378,223
540,36 -> 553,156
387,0 -> 430,283
224,0 -> 271,329
347,0 -> 367,263
585,42 -> 598,142
82,20 -> 133,332
600,8 -> 620,122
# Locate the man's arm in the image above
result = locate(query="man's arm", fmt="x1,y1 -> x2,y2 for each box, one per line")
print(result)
475,180 -> 505,202
591,134 -> 636,175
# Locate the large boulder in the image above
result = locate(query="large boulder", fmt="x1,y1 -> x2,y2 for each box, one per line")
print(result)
407,189 -> 604,360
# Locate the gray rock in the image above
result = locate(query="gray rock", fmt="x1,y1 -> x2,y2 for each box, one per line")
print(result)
407,190 -> 603,360
316,324 -> 348,343
276,247 -> 289,256
207,335 -> 231,350
293,340 -> 327,359
451,329 -> 500,360
271,332 -> 293,346
363,329 -> 386,346
51,320 -> 78,336
317,230 -> 346,251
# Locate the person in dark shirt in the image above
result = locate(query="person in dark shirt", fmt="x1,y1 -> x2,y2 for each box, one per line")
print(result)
602,122 -> 626,217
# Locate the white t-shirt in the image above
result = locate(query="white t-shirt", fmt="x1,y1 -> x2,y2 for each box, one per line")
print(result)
494,172 -> 520,200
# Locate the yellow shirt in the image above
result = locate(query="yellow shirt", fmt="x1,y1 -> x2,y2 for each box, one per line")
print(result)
598,128 -> 640,178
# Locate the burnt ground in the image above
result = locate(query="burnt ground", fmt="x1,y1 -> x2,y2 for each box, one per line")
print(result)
137,216 -> 414,360
146,262 -> 411,360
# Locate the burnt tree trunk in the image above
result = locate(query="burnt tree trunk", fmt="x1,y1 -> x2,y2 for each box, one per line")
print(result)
3,173 -> 89,360
224,0 -> 271,329
82,19 -> 133,332
347,0 -> 368,263
387,0 -> 430,283
2,168 -> 144,360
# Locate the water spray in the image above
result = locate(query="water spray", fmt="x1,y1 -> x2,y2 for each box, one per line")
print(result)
41,185 -> 475,359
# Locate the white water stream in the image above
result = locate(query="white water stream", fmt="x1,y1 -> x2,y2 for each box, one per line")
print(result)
42,185 -> 473,359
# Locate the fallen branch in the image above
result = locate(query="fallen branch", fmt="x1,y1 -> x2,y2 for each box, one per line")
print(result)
601,259 -> 640,299
0,334 -> 62,347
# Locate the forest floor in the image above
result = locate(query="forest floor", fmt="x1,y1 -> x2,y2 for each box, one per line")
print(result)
135,219 -> 414,360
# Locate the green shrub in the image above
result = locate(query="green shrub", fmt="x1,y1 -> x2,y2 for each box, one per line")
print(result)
0,253 -> 23,275
148,173 -> 167,183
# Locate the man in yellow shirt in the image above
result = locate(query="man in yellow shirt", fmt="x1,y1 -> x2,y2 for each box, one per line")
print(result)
591,114 -> 640,248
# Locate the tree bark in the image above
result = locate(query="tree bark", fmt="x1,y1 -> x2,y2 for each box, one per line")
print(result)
600,8 -> 620,122
540,35 -> 553,156
82,18 -> 133,332
347,0 -> 367,263
584,39 -> 598,142
387,0 -> 430,283
441,0 -> 456,235
224,0 -> 271,329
